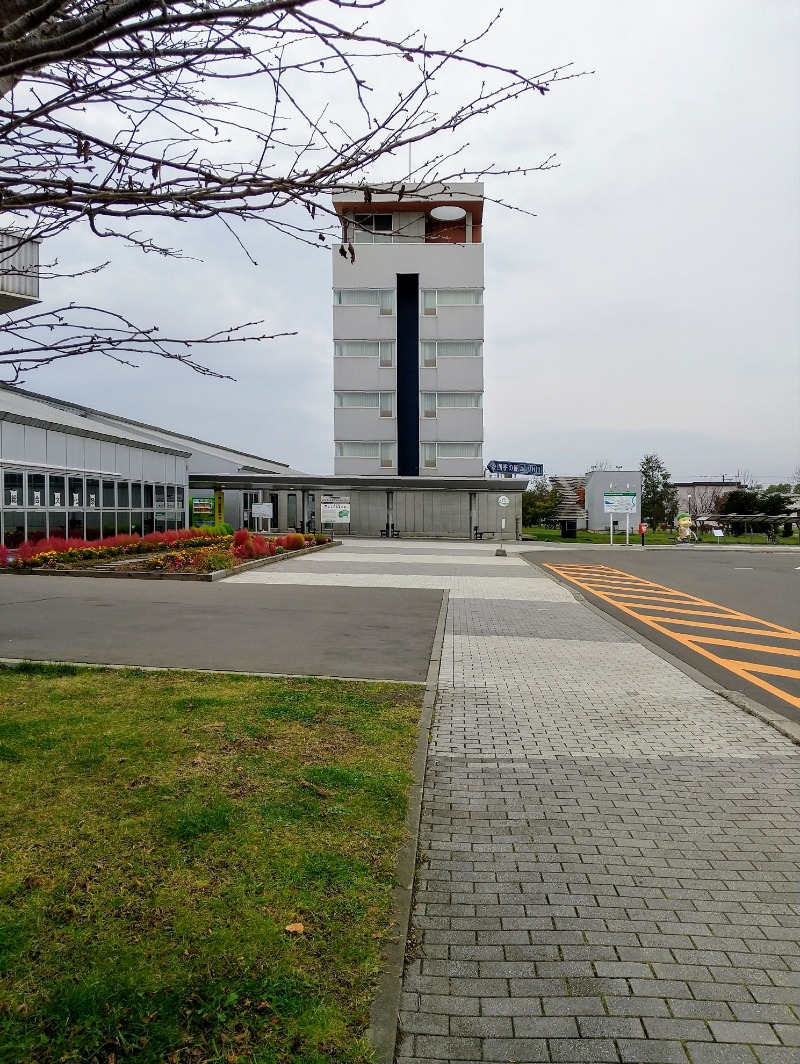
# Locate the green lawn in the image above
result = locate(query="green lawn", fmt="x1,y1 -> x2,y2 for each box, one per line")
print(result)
0,664 -> 424,1064
521,526 -> 799,546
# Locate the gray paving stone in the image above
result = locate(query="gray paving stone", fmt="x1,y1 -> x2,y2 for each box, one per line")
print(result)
315,542 -> 800,1063
683,1044 -> 759,1063
547,1036 -> 620,1061
709,1020 -> 781,1044
618,1039 -> 690,1062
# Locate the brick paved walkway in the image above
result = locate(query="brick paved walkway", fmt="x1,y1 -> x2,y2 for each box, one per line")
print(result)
231,540 -> 800,1063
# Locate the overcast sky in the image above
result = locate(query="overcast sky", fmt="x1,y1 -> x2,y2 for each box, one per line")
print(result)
20,0 -> 800,485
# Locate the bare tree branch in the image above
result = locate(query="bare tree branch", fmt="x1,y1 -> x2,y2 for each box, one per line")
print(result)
0,1 -> 586,379
1,303 -> 295,382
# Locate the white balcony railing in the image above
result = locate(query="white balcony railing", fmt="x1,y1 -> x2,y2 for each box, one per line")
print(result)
0,231 -> 40,311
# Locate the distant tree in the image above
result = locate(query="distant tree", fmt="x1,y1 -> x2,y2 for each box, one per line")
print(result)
688,484 -> 730,515
737,470 -> 762,490
522,477 -> 559,527
589,459 -> 614,471
639,453 -> 678,526
792,465 -> 800,492
717,488 -> 792,535
764,483 -> 791,494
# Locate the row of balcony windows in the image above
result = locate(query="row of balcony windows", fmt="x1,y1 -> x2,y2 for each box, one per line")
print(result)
334,442 -> 482,469
333,289 -> 482,315
334,392 -> 482,417
334,340 -> 482,367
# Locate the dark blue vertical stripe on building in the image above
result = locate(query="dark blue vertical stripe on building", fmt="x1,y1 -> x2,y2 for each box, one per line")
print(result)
396,273 -> 419,476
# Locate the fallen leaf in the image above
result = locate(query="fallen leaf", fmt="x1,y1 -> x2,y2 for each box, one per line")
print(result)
285,922 -> 304,935
298,779 -> 334,798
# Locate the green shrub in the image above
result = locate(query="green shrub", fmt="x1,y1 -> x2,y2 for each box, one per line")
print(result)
196,550 -> 235,572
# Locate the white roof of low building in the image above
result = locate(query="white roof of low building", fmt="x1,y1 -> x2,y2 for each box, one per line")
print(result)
0,384 -> 307,474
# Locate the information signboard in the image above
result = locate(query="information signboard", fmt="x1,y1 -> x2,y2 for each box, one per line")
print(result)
603,492 -> 637,514
250,503 -> 274,519
321,494 -> 351,523
487,461 -> 544,477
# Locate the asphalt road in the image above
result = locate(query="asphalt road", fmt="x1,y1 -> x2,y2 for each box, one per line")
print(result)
524,547 -> 800,721
0,574 -> 444,682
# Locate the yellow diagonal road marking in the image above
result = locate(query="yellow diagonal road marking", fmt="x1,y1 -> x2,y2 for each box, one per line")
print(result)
544,563 -> 800,709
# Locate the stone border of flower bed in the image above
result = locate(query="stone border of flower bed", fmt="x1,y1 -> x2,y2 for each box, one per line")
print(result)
0,539 -> 341,581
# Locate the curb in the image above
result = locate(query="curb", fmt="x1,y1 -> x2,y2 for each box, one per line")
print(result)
367,589 -> 449,1064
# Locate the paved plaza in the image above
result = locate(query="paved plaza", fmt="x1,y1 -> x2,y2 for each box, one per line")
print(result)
231,539 -> 800,1064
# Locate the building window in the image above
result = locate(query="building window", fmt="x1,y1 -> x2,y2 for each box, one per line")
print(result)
3,470 -> 23,507
48,475 -> 66,508
102,479 -> 116,508
69,476 -> 84,507
420,392 -> 482,417
28,472 -> 45,507
335,441 -> 395,467
335,340 -> 395,366
334,289 -> 394,315
118,482 -> 129,507
335,391 -> 394,417
86,478 -> 100,508
437,442 -> 482,459
421,289 -> 483,315
420,340 -> 482,366
421,442 -> 483,467
379,442 -> 394,468
352,213 -> 393,243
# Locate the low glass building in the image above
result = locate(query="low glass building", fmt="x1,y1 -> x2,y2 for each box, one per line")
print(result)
1,385 -> 190,547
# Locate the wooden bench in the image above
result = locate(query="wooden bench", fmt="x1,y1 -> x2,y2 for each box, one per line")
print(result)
473,527 -> 485,540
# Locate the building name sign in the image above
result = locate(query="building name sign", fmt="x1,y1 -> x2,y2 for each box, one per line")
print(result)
487,461 -> 544,476
321,494 -> 351,523
603,492 -> 638,514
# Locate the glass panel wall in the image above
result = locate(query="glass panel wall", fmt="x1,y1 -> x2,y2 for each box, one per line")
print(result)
27,511 -> 46,541
3,470 -> 23,507
49,475 -> 66,508
86,512 -> 101,540
1,467 -> 187,548
49,512 -> 67,538
27,473 -> 45,507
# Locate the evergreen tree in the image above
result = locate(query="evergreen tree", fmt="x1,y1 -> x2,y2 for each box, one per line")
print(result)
639,453 -> 678,526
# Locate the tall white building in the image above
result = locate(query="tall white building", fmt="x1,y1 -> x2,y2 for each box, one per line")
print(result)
332,183 -> 484,477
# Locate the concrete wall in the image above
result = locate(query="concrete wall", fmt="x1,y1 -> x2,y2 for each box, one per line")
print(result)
585,470 -> 642,531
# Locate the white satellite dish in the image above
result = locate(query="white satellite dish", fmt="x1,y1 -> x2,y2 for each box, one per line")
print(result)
429,205 -> 467,222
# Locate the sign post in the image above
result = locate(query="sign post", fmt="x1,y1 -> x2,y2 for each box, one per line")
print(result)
496,495 -> 510,556
320,494 -> 351,535
603,492 -> 637,546
251,502 -> 274,534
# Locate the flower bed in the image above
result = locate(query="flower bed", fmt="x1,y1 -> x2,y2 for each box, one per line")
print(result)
3,525 -> 235,569
2,527 -> 332,576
